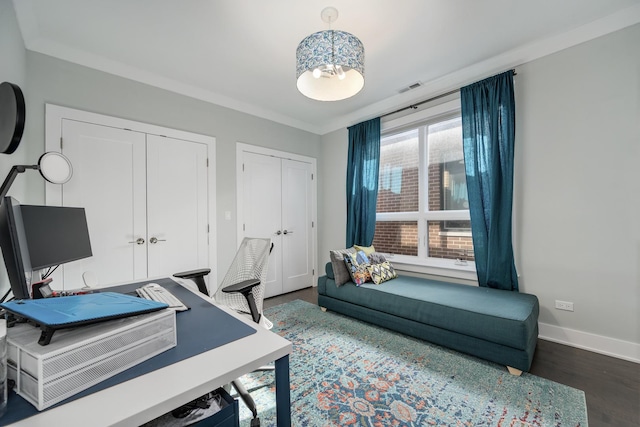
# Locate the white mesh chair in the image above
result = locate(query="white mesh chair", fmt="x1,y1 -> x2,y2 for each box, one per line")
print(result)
173,237 -> 273,427
214,237 -> 273,329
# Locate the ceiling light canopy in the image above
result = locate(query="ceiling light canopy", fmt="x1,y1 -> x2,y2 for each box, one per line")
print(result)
296,7 -> 364,101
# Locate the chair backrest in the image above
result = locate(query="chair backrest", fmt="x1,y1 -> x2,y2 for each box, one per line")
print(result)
214,237 -> 271,317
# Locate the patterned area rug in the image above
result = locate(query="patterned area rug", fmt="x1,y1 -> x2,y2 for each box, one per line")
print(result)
237,300 -> 587,426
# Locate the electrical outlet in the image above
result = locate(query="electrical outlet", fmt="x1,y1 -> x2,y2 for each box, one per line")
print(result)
555,300 -> 574,312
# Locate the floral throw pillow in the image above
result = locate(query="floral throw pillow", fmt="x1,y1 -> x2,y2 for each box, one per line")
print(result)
355,250 -> 370,265
353,244 -> 376,256
367,261 -> 398,285
368,252 -> 387,264
344,252 -> 370,286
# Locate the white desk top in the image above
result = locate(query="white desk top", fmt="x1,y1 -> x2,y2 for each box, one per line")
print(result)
6,281 -> 292,427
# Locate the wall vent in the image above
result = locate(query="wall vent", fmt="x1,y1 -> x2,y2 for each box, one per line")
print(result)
398,82 -> 423,93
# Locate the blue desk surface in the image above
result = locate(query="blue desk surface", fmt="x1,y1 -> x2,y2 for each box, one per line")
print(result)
2,278 -> 256,425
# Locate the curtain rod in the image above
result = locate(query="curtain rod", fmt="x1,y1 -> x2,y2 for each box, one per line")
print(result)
380,69 -> 517,119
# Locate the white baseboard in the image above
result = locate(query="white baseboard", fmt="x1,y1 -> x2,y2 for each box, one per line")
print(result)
538,322 -> 640,364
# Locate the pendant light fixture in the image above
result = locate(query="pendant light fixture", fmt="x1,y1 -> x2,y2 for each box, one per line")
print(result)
296,7 -> 365,101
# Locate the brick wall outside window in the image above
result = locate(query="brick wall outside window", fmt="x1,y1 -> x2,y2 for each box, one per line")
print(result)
377,136 -> 418,213
427,221 -> 475,261
373,221 -> 418,256
373,123 -> 474,261
428,162 -> 442,211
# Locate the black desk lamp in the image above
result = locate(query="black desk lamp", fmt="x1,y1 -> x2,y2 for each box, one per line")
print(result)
0,81 -> 74,200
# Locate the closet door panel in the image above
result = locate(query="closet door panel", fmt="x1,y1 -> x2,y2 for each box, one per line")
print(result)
60,120 -> 147,289
281,159 -> 313,293
241,152 -> 283,298
146,135 -> 208,278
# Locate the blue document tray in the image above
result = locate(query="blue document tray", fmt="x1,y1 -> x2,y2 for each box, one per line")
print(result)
0,292 -> 168,345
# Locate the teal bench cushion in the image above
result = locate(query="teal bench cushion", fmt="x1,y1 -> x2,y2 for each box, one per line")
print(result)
321,273 -> 538,351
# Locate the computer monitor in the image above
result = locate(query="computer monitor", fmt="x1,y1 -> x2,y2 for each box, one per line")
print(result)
0,196 -> 32,299
0,197 -> 93,300
20,204 -> 93,271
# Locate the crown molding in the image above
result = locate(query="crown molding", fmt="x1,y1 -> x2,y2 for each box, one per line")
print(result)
322,3 -> 640,135
12,0 -> 640,136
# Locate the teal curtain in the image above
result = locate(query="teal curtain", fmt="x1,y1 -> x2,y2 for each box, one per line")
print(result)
346,118 -> 381,247
461,70 -> 519,291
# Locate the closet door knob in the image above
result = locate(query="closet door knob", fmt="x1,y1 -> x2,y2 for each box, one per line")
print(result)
283,229 -> 293,235
275,230 -> 282,235
129,238 -> 145,245
149,237 -> 166,244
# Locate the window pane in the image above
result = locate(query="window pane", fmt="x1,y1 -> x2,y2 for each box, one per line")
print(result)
377,129 -> 419,213
373,221 -> 418,256
427,220 -> 474,260
427,117 -> 468,211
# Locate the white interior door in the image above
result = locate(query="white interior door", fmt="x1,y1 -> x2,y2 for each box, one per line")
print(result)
281,159 -> 313,293
60,119 -> 147,289
241,152 -> 282,297
146,135 -> 209,277
240,150 -> 314,298
46,105 -> 217,292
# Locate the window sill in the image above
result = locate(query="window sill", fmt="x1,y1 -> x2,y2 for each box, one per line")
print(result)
438,230 -> 472,238
384,254 -> 478,284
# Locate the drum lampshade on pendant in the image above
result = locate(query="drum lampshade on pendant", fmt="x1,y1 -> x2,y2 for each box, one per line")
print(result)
296,7 -> 364,101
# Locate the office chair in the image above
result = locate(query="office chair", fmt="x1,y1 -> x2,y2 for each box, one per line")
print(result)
174,237 -> 273,427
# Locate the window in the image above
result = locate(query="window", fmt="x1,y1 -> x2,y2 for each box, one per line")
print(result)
372,100 -> 475,275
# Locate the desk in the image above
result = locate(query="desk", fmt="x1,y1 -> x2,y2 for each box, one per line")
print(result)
4,278 -> 293,427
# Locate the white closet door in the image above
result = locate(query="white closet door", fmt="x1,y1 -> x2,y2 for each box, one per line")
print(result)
240,151 -> 314,298
60,119 -> 147,288
281,159 -> 313,293
242,152 -> 283,297
146,135 -> 209,277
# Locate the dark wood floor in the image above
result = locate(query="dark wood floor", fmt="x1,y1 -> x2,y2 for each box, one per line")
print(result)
264,287 -> 640,427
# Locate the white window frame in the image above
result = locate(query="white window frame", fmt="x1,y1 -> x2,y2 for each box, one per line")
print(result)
378,99 -> 477,282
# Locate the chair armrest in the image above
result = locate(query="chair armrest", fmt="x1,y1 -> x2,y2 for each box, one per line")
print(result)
222,279 -> 261,294
173,268 -> 211,279
173,268 -> 211,296
222,279 -> 261,324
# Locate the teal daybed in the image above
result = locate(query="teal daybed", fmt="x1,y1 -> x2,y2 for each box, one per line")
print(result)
317,262 -> 539,374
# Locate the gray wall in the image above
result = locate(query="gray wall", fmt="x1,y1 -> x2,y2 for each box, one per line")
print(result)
0,0 -> 27,187
0,1 -> 322,289
0,0 -> 27,297
2,0 -> 638,357
320,24 -> 640,356
23,51 -> 322,284
515,24 -> 640,348
318,127 -> 348,273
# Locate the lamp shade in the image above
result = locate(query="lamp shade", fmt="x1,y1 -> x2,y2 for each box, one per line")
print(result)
296,30 -> 365,101
38,151 -> 73,184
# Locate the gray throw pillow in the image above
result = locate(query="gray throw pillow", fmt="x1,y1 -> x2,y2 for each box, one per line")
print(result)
329,248 -> 356,286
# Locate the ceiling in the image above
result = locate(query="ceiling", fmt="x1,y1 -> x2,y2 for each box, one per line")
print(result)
12,0 -> 640,135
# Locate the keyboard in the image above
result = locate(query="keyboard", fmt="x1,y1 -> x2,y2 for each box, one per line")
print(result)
136,283 -> 189,312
